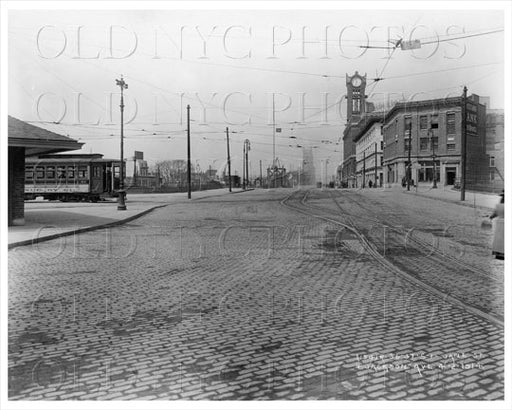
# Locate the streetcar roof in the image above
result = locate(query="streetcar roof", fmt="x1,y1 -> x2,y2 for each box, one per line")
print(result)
25,157 -> 120,164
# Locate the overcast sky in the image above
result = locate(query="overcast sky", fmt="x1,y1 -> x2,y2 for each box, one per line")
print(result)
8,8 -> 505,178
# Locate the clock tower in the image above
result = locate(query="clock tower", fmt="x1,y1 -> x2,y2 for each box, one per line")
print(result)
346,71 -> 367,124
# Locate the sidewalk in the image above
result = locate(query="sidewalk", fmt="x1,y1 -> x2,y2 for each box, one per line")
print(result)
8,188 -> 242,249
400,183 -> 500,210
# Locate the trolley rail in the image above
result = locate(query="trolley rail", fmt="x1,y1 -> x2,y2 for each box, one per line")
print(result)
281,188 -> 503,328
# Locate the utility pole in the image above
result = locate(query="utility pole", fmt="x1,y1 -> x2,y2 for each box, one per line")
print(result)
244,139 -> 250,189
461,86 -> 467,201
407,120 -> 412,191
226,127 -> 232,192
431,125 -> 438,189
133,156 -> 137,187
115,76 -> 128,211
259,160 -> 262,188
272,94 -> 276,188
186,104 -> 191,199
375,142 -> 378,188
362,150 -> 366,188
242,143 -> 246,190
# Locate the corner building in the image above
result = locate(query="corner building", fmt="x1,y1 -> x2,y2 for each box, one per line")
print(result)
382,95 -> 488,189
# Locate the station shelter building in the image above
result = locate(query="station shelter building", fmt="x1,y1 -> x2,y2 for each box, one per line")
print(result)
8,116 -> 83,226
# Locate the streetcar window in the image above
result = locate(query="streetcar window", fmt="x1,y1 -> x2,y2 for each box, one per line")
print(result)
78,167 -> 88,178
36,166 -> 45,179
25,166 -> 34,180
67,166 -> 76,179
93,166 -> 101,177
46,166 -> 55,179
57,167 -> 66,179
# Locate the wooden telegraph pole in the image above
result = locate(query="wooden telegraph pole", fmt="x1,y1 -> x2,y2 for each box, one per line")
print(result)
226,127 -> 232,192
461,86 -> 467,201
187,104 -> 191,199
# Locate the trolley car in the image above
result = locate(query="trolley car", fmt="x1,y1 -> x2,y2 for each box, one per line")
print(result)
24,154 -> 124,202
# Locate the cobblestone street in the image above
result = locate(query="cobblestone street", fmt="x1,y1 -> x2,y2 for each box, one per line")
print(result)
8,188 -> 504,401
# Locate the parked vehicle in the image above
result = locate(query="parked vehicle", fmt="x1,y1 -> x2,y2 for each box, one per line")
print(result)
24,154 -> 124,202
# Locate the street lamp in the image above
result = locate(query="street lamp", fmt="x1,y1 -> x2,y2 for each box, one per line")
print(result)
429,127 -> 438,189
115,76 -> 128,210
243,139 -> 251,189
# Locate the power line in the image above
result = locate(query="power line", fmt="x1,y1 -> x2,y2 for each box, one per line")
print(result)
360,28 -> 504,50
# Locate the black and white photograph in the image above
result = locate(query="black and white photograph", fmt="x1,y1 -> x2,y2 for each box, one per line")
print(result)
1,1 -> 511,409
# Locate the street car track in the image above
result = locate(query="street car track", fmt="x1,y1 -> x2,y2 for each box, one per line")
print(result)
280,189 -> 503,328
329,190 -> 496,280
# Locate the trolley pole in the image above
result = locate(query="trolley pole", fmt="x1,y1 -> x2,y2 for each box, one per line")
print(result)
187,104 -> 192,199
115,76 -> 128,211
461,86 -> 467,201
226,127 -> 232,192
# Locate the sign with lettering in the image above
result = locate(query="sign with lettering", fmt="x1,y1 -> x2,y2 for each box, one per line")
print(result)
466,100 -> 479,136
25,184 -> 89,193
401,40 -> 421,50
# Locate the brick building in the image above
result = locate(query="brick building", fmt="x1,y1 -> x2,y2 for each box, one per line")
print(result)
353,113 -> 384,188
382,95 -> 488,189
8,116 -> 83,226
486,109 -> 504,192
341,71 -> 374,187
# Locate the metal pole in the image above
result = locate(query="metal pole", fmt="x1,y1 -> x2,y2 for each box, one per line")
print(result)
272,94 -> 276,188
226,127 -> 232,192
133,156 -> 137,187
375,142 -> 378,188
116,76 -> 128,211
245,140 -> 250,189
363,150 -> 366,188
431,126 -> 437,189
259,159 -> 262,188
461,86 -> 467,201
242,143 -> 246,190
187,104 -> 191,199
407,120 -> 412,191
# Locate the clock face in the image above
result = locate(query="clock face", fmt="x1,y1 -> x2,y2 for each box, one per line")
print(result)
351,76 -> 362,87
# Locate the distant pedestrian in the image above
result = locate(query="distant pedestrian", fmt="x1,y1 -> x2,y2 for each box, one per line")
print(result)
368,180 -> 373,189
490,191 -> 504,259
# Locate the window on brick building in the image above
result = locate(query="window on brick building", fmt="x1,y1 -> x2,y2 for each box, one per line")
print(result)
447,136 -> 455,150
420,138 -> 429,150
404,116 -> 412,137
446,113 -> 456,135
404,137 -> 411,151
420,116 -> 428,130
490,156 -> 495,167
431,136 -> 439,150
431,115 -> 438,129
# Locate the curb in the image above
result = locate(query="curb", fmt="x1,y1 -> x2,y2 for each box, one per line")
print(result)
8,204 -> 168,250
403,189 -> 495,211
